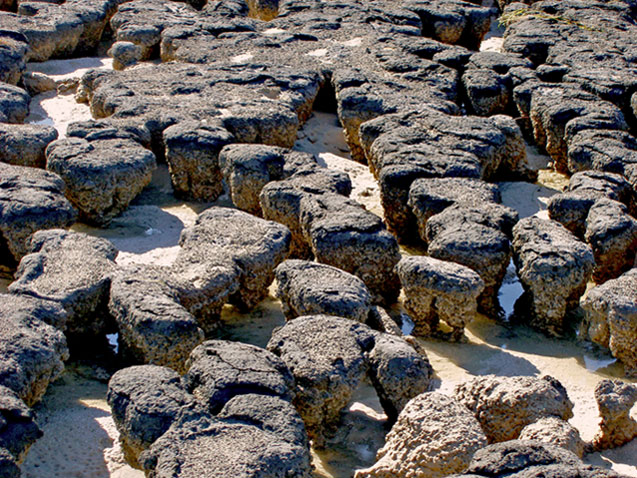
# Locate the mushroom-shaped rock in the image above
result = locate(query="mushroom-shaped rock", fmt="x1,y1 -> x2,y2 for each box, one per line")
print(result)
108,264 -> 204,373
266,315 -> 376,447
0,163 -> 77,265
274,259 -> 373,323
174,207 -> 291,314
355,392 -> 488,478
397,255 -> 484,340
0,293 -> 69,406
0,124 -> 58,168
454,375 -> 574,443
0,385 -> 42,464
581,269 -> 637,376
183,340 -> 295,414
107,365 -> 196,468
592,379 -> 637,450
46,122 -> 157,226
518,416 -> 585,457
512,216 -> 594,335
9,229 -> 118,339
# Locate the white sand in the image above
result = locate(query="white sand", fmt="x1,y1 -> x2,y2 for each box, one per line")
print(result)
14,59 -> 637,478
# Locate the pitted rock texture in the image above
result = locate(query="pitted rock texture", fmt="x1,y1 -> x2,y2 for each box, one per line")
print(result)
9,229 -> 118,338
107,40 -> 142,70
512,216 -> 594,335
355,392 -> 487,478
0,162 -> 77,265
397,255 -> 485,340
0,123 -> 58,168
274,259 -> 373,323
46,120 -> 157,226
581,268 -> 637,377
518,416 -> 585,457
0,83 -> 30,124
0,293 -> 69,407
108,264 -> 205,374
592,379 -> 637,451
0,385 -> 42,464
454,375 -> 574,443
0,31 -> 28,86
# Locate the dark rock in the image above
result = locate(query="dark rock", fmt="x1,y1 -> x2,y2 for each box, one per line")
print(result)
21,72 -> 57,96
454,375 -> 574,443
274,259 -> 373,323
0,123 -> 58,168
9,229 -> 117,338
0,385 -> 41,463
107,41 -> 142,70
462,68 -> 510,116
0,82 -> 29,124
0,31 -> 28,85
0,448 -> 19,478
0,293 -> 69,406
511,216 -> 594,335
0,162 -> 77,265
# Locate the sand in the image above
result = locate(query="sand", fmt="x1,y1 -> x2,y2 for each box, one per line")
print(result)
11,57 -> 637,478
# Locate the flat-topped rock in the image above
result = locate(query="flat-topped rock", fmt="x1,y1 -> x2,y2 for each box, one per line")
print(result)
454,375 -> 574,443
9,229 -> 118,339
0,293 -> 68,406
108,264 -> 204,373
274,259 -> 372,323
355,392 -> 487,478
0,123 -> 58,168
512,216 -> 594,335
397,255 -> 485,340
0,163 -> 77,265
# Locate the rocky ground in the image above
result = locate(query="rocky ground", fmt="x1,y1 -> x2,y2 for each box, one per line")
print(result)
1,0 -> 636,476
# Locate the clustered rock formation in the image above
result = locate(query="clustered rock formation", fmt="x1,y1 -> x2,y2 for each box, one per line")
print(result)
1,0 -> 637,474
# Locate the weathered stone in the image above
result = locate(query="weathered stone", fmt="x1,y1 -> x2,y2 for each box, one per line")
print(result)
184,340 -> 295,414
355,392 -> 487,478
0,83 -> 29,123
512,216 -> 594,335
0,385 -> 41,464
518,416 -> 585,458
592,379 -> 637,450
397,255 -> 485,340
0,293 -> 68,406
454,375 -> 574,443
9,229 -> 117,338
585,199 -> 637,283
0,163 -> 77,265
107,365 -> 196,468
107,41 -> 142,70
581,269 -> 637,377
274,259 -> 373,323
108,264 -> 204,374
0,448 -> 19,478
0,31 -> 28,86
46,121 -> 157,226
21,72 -> 56,96
0,123 -> 58,168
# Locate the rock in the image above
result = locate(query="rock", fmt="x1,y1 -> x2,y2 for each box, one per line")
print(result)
518,416 -> 585,457
0,162 -> 77,265
9,229 -> 118,339
355,392 -> 488,478
299,193 -> 401,304
0,447 -> 19,478
454,375 -> 574,443
0,31 -> 28,86
449,440 -> 625,477
0,83 -> 30,123
46,121 -> 157,226
163,120 -> 234,201
107,41 -> 142,70
274,259 -> 373,323
266,315 -> 375,447
512,216 -> 594,335
0,385 -> 42,464
581,269 -> 637,377
139,412 -> 312,478
397,255 -> 485,340
20,72 -> 56,96
108,264 -> 205,374
408,177 -> 501,242
107,365 -> 196,468
0,123 -> 58,168
175,207 -> 290,313
592,379 -> 637,450
585,199 -> 637,283
365,334 -> 433,421
0,293 -> 69,406
183,340 -> 295,414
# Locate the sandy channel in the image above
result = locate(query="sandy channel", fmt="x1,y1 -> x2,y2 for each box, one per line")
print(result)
5,57 -> 635,478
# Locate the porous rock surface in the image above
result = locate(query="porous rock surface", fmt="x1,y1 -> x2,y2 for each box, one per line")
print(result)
591,379 -> 637,451
0,83 -> 30,124
518,416 -> 585,458
0,385 -> 42,464
355,392 -> 487,478
0,123 -> 58,168
454,375 -> 574,443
